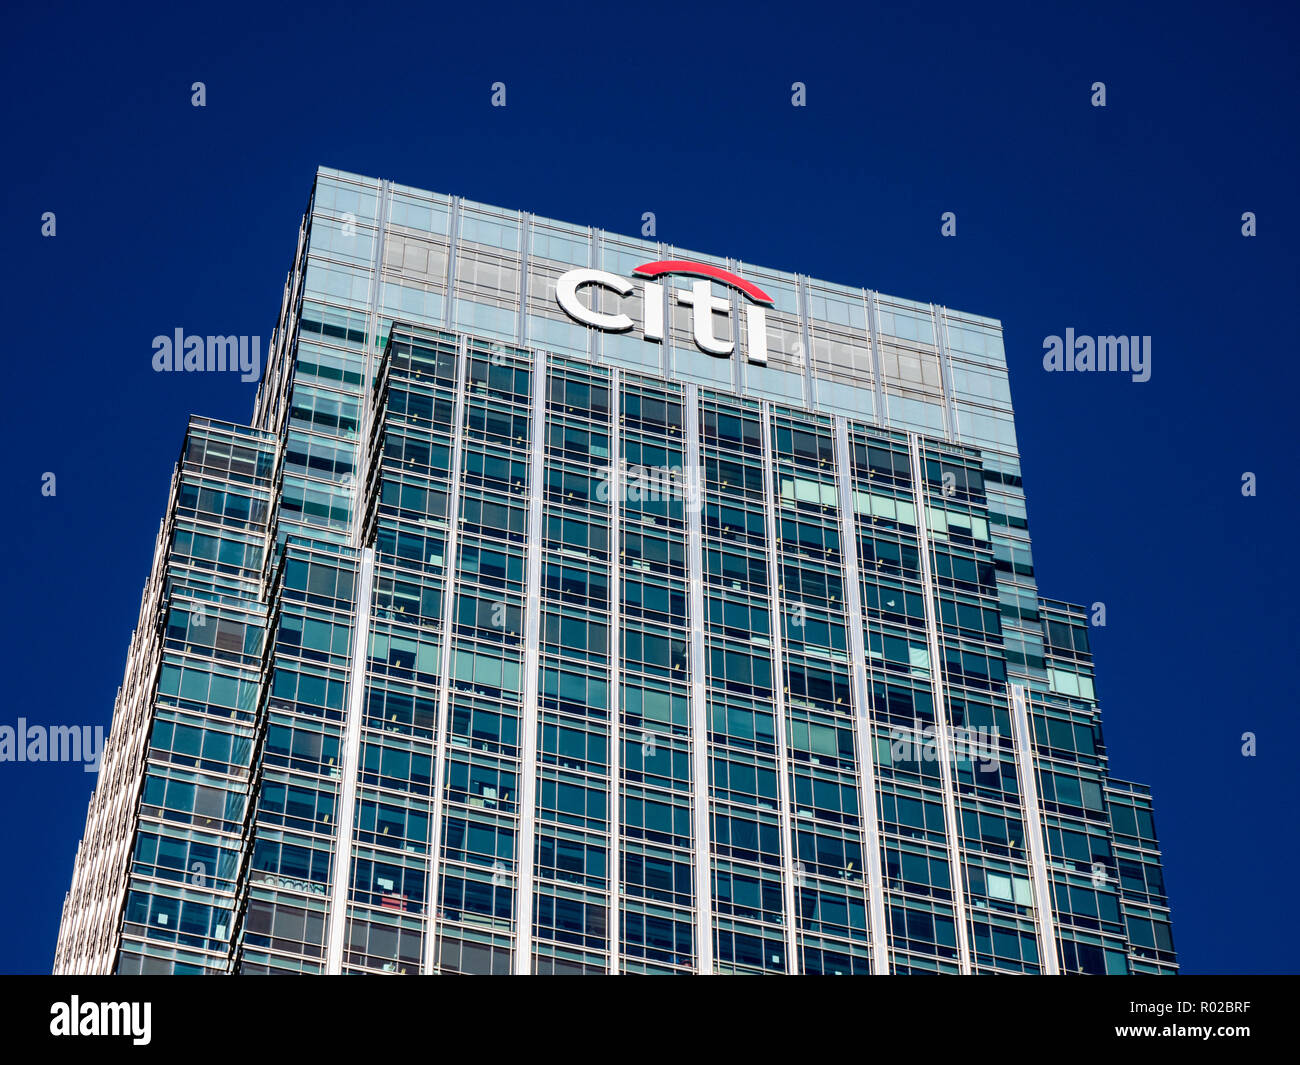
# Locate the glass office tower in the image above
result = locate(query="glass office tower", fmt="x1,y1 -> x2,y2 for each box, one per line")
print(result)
54,167 -> 1176,975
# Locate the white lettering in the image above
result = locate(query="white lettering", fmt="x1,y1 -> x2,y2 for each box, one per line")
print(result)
555,269 -> 634,332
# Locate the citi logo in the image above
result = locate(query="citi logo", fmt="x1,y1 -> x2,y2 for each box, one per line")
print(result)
555,260 -> 774,364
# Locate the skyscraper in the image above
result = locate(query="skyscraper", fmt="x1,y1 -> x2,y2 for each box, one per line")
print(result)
54,166 -> 1176,975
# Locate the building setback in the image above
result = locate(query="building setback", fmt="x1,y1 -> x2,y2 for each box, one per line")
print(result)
54,167 -> 1177,975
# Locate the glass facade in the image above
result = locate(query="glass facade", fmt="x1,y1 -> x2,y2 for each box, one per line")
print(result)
54,167 -> 1175,975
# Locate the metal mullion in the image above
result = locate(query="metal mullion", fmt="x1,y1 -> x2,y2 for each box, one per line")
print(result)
513,346 -> 548,973
907,432 -> 973,974
324,544 -> 375,973
760,402 -> 801,974
864,290 -> 888,427
932,305 -> 959,443
1010,682 -> 1061,974
833,417 -> 891,973
683,384 -> 713,973
606,369 -> 622,973
421,334 -> 470,975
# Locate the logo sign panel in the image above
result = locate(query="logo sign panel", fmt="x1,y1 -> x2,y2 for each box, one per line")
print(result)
555,260 -> 773,364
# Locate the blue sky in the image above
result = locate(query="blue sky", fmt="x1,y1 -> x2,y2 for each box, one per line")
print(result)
1,0 -> 1296,974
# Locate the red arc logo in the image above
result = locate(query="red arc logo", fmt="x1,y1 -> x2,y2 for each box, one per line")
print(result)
632,260 -> 774,306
